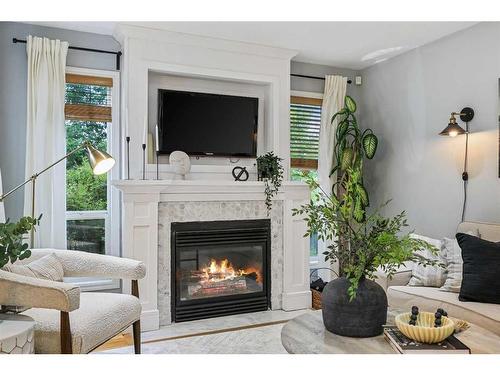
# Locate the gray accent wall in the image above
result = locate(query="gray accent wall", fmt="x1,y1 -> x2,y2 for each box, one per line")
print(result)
0,22 -> 120,220
360,22 -> 500,238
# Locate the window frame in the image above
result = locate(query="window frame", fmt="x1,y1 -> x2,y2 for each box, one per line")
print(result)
290,90 -> 324,268
64,66 -> 121,291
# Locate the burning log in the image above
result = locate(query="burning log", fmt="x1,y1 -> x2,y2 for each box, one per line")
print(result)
188,277 -> 247,297
182,258 -> 263,298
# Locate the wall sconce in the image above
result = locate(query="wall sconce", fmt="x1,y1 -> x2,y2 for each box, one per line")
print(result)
438,107 -> 474,222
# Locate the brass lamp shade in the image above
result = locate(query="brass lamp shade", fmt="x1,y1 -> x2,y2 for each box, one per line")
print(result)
439,121 -> 466,137
86,144 -> 116,175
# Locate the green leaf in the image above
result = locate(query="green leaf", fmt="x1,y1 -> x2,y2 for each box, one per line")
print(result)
353,198 -> 365,223
19,250 -> 31,260
345,96 -> 357,113
336,119 -> 349,139
331,108 -> 346,124
362,133 -> 378,159
341,147 -> 353,170
358,184 -> 369,206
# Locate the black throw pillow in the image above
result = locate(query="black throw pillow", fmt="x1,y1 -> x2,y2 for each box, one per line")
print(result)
456,233 -> 500,304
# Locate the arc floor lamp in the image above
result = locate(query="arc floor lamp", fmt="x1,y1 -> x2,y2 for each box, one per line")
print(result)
439,107 -> 474,222
0,141 -> 115,247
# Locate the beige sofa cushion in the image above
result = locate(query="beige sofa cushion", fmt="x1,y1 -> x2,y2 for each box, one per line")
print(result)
458,221 -> 500,242
373,263 -> 412,292
388,286 -> 500,336
23,292 -> 141,354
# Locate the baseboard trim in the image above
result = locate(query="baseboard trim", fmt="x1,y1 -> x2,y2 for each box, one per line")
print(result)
140,309 -> 160,332
282,290 -> 311,311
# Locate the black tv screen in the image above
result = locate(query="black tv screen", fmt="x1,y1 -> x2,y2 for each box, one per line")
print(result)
157,89 -> 258,157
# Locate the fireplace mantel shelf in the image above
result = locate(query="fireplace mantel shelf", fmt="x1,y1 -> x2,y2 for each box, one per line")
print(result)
112,179 -> 309,201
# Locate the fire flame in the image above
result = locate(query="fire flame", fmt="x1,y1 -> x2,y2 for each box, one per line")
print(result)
201,258 -> 262,284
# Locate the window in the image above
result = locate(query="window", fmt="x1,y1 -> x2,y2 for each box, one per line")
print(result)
290,96 -> 322,169
64,68 -> 120,290
290,94 -> 322,260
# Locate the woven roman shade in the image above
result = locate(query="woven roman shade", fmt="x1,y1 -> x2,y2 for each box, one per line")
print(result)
290,96 -> 322,169
65,74 -> 112,122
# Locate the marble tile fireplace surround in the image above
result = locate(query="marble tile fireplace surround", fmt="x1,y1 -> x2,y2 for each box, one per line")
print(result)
113,180 -> 312,331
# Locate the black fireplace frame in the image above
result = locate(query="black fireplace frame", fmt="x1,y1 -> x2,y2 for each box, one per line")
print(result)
171,219 -> 271,322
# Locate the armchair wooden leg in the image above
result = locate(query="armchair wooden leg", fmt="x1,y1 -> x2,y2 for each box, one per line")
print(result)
132,280 -> 139,298
60,311 -> 73,354
131,280 -> 141,354
133,320 -> 141,354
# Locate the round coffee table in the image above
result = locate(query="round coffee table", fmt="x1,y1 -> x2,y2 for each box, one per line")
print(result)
0,314 -> 35,354
281,310 -> 393,354
281,309 -> 500,354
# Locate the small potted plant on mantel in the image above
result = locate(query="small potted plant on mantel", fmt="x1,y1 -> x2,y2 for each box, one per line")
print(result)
293,96 -> 439,337
256,151 -> 284,215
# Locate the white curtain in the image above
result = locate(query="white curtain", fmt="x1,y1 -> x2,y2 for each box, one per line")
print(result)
317,75 -> 347,280
318,75 -> 348,193
24,35 -> 68,248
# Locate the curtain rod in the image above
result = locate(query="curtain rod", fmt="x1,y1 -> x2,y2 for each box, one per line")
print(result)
291,73 -> 352,84
12,38 -> 122,71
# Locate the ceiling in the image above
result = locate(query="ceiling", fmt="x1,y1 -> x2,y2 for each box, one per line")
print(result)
26,22 -> 477,70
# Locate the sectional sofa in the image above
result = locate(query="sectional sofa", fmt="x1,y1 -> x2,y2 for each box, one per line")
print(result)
375,221 -> 500,336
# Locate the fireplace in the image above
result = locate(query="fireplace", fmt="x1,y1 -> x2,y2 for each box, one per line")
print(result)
171,219 -> 271,322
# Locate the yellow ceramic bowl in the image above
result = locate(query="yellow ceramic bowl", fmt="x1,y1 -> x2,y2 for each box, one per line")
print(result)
395,311 -> 455,344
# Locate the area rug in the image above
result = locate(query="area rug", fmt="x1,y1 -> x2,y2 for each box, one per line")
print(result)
98,321 -> 288,354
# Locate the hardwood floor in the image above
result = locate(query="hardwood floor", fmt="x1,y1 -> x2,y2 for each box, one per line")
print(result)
93,333 -> 134,352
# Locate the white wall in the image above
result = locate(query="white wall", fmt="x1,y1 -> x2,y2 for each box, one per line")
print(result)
361,22 -> 500,238
147,72 -> 269,179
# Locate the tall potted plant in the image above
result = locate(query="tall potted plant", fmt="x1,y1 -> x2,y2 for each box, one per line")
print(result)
293,96 -> 439,337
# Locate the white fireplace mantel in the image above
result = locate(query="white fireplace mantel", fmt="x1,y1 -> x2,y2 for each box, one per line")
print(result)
113,179 -> 312,331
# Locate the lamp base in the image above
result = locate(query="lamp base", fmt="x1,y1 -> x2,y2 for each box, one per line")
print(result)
460,107 -> 474,123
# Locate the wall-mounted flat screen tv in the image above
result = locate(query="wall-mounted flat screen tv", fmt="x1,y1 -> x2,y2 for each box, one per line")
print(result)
157,89 -> 259,157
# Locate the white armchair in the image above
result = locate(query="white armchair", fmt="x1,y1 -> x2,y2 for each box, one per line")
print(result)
0,249 -> 146,354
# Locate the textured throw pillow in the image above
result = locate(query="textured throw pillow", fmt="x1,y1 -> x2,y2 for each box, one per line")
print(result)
3,253 -> 64,282
439,230 -> 479,293
456,233 -> 500,304
439,237 -> 463,293
408,234 -> 447,287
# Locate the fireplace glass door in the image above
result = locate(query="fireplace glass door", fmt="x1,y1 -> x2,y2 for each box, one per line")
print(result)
171,220 -> 271,322
178,243 -> 264,301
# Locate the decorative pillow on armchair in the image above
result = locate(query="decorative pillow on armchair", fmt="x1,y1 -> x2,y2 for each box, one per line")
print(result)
3,253 -> 64,282
407,234 -> 447,287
